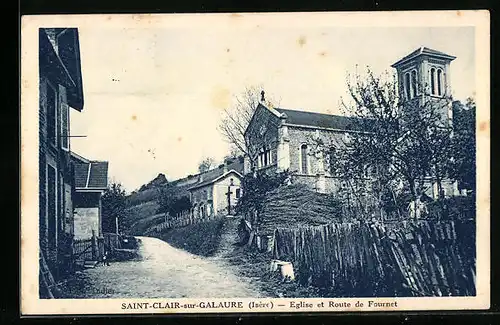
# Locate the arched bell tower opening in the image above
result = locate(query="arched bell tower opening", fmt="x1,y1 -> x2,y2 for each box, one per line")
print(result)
391,47 -> 456,128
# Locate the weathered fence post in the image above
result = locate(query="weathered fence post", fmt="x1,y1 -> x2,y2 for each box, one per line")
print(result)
91,230 -> 98,260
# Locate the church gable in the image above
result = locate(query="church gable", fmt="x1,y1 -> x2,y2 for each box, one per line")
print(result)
245,103 -> 281,142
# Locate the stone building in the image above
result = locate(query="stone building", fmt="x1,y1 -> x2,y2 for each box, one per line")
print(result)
243,103 -> 369,194
188,164 -> 243,218
391,46 -> 456,128
243,46 -> 461,199
38,28 -> 84,279
391,46 -> 460,198
71,152 -> 109,240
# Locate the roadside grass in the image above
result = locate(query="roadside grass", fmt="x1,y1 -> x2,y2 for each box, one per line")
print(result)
158,217 -> 226,257
225,245 -> 322,298
128,213 -> 164,235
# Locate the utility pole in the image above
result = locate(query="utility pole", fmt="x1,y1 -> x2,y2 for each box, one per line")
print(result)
115,216 -> 119,235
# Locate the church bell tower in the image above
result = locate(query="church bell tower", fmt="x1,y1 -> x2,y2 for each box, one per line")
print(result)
391,47 -> 456,127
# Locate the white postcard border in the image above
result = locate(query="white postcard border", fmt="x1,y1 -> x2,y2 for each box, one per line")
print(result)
21,10 -> 490,315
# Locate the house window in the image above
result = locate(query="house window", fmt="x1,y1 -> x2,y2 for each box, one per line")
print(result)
47,164 -> 58,249
404,72 -> 411,100
60,102 -> 69,151
411,70 -> 418,98
46,82 -> 57,146
329,147 -> 336,175
437,69 -> 443,96
236,188 -> 241,199
300,144 -> 308,174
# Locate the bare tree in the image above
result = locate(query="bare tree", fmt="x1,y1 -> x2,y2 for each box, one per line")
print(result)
218,85 -> 280,173
305,68 -> 455,219
198,157 -> 215,173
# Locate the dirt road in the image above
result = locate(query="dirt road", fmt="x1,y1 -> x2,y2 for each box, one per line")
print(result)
62,236 -> 265,298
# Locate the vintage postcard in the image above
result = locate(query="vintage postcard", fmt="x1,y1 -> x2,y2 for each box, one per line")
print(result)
20,11 -> 490,315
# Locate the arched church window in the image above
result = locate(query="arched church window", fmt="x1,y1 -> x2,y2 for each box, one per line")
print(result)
437,69 -> 443,96
430,68 -> 436,95
404,72 -> 411,100
300,144 -> 308,174
411,70 -> 418,98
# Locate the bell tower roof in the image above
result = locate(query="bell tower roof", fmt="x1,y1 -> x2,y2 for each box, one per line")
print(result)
391,46 -> 456,68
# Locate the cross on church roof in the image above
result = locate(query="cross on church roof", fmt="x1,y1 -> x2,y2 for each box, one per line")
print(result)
261,90 -> 265,102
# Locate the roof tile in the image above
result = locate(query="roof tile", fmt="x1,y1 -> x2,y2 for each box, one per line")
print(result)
71,153 -> 108,190
275,108 -> 370,131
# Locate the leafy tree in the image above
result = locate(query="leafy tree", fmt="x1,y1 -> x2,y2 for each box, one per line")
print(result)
101,181 -> 128,234
157,185 -> 192,220
198,157 -> 215,173
235,170 -> 291,228
449,98 -> 476,194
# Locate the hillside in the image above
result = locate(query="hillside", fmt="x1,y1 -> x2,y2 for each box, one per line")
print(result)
123,157 -> 244,234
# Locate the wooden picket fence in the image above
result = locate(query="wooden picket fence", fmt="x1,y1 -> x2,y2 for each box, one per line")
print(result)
103,233 -> 122,252
273,219 -> 476,297
73,235 -> 105,263
145,213 -> 222,236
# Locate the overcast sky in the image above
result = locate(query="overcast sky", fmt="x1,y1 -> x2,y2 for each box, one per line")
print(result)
69,20 -> 475,192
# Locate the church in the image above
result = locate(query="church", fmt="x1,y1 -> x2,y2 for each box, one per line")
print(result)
243,47 -> 462,199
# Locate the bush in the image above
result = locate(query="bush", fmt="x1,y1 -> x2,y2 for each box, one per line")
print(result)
157,185 -> 192,217
426,195 -> 475,220
235,170 -> 291,218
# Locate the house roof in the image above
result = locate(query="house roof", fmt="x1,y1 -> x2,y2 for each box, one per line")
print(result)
391,46 -> 456,68
39,28 -> 84,111
274,107 -> 370,132
244,103 -> 282,137
71,152 -> 108,190
188,168 -> 243,191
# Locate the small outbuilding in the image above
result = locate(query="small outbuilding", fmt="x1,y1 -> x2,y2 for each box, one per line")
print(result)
71,152 -> 109,240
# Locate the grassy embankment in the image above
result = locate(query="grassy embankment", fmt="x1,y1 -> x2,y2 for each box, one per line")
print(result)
157,217 -> 227,257
225,184 -> 340,298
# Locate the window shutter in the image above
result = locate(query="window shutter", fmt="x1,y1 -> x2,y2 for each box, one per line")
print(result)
61,102 -> 69,150
47,84 -> 57,146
